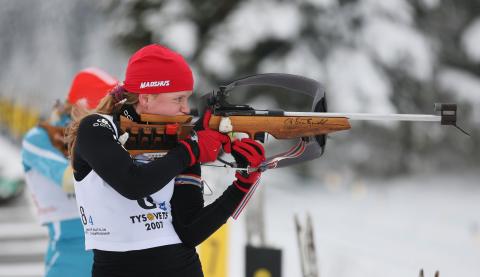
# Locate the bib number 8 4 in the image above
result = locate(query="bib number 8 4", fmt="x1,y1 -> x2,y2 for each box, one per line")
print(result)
79,206 -> 93,225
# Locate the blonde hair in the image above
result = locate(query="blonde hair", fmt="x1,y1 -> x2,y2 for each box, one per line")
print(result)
66,87 -> 139,162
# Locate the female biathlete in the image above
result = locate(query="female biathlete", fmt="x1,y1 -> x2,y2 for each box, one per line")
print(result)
22,68 -> 118,277
67,44 -> 265,277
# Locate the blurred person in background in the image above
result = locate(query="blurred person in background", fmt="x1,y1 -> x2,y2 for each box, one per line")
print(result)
66,44 -> 265,277
21,68 -> 118,277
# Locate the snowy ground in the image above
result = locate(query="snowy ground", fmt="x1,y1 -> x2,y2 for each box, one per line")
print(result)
0,193 -> 46,277
0,135 -> 48,277
204,168 -> 480,277
1,134 -> 479,277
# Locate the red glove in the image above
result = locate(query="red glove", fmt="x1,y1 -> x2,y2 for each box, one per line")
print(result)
180,109 -> 231,166
196,129 -> 231,163
195,108 -> 213,131
231,138 -> 266,192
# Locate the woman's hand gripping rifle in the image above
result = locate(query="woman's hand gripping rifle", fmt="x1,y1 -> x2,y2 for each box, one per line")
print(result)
230,138 -> 266,219
178,109 -> 231,166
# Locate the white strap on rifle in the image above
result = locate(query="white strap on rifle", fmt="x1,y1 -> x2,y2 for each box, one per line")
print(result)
231,139 -> 307,220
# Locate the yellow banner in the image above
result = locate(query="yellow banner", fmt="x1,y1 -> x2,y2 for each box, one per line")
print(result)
198,223 -> 229,277
0,97 -> 39,139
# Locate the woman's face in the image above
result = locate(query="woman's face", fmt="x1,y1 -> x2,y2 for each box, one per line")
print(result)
137,90 -> 193,116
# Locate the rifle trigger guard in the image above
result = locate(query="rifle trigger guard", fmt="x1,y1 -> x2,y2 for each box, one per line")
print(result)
219,116 -> 233,133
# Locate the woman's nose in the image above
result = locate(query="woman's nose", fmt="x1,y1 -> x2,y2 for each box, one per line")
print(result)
181,102 -> 190,114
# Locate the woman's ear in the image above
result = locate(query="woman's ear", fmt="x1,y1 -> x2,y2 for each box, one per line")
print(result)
137,94 -> 149,113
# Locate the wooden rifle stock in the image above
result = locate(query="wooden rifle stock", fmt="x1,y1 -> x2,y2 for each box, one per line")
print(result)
38,122 -> 68,156
120,115 -> 194,156
119,114 -> 351,155
208,115 -> 351,139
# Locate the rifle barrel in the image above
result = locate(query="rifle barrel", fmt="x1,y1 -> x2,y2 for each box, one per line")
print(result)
283,112 -> 441,122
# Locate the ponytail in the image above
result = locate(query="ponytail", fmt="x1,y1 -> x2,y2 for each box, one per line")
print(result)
66,86 -> 139,165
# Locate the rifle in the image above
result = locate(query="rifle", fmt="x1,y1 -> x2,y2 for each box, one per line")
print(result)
38,121 -> 68,157
120,73 -> 466,170
119,73 -> 467,219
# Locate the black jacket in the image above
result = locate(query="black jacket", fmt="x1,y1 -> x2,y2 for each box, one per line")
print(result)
72,105 -> 245,248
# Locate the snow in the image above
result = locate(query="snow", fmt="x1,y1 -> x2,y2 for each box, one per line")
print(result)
143,1 -> 198,57
0,1 -> 126,114
360,0 -> 413,24
0,263 -> 44,277
258,43 -> 325,82
0,135 -> 23,179
201,168 -> 480,277
325,48 -> 396,117
201,43 -> 236,77
220,0 -> 301,51
201,0 -> 302,77
362,17 -> 434,81
461,17 -> 480,63
254,0 -> 434,118
82,21 -> 127,79
157,21 -> 198,57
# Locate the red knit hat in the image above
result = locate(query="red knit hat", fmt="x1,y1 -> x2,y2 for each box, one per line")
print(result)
122,44 -> 193,94
67,67 -> 118,109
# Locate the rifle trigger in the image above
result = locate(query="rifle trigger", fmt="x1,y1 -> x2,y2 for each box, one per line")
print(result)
254,132 -> 266,143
